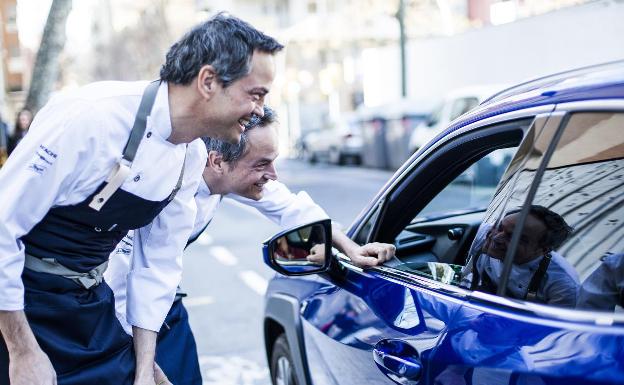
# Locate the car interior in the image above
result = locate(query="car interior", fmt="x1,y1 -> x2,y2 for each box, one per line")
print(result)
356,118 -> 536,284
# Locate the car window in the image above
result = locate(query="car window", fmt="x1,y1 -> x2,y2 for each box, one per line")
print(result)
450,97 -> 480,121
382,119 -> 537,286
463,112 -> 624,312
415,147 -> 516,221
535,113 -> 623,312
391,147 -> 517,285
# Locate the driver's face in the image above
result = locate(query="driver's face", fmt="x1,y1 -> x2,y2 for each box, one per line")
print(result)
483,213 -> 547,264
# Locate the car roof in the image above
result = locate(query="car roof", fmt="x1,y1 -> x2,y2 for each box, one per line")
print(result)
433,61 -> 624,146
484,60 -> 624,104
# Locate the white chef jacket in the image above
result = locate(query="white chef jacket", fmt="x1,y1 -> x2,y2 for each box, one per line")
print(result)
0,81 -> 207,332
106,179 -> 329,334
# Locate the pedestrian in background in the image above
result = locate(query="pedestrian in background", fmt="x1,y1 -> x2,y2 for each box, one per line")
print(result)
0,113 -> 9,166
8,108 -> 33,155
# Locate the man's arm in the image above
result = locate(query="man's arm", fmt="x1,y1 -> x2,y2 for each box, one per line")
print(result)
132,327 -> 157,384
230,180 -> 395,267
0,311 -> 56,384
0,100 -> 105,384
126,140 -> 206,381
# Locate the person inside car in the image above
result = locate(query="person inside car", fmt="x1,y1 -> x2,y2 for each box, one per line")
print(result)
461,205 -> 579,307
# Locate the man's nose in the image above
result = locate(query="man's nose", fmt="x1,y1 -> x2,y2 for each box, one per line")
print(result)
265,163 -> 278,181
253,102 -> 265,118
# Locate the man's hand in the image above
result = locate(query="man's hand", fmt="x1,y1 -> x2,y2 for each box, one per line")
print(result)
9,348 -> 57,385
307,243 -> 326,264
153,362 -> 172,385
331,226 -> 395,268
344,242 -> 396,268
0,310 -> 57,385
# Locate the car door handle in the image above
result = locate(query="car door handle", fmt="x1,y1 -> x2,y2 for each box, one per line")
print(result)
373,339 -> 422,381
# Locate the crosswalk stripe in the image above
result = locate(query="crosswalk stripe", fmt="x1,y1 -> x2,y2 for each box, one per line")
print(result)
239,270 -> 268,295
183,296 -> 215,308
209,245 -> 238,266
196,233 -> 213,245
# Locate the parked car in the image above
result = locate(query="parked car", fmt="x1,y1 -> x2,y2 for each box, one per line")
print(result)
301,115 -> 363,165
407,85 -> 508,154
262,61 -> 624,385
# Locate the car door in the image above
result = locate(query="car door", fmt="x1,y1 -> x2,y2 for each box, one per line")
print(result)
424,105 -> 624,385
298,113 -> 541,384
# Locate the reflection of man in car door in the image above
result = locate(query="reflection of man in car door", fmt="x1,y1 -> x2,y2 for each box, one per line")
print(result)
577,253 -> 624,311
462,205 -> 579,307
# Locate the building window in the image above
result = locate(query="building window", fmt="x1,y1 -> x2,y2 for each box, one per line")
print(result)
5,4 -> 17,31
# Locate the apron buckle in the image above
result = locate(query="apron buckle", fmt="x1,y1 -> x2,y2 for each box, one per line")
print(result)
88,159 -> 132,211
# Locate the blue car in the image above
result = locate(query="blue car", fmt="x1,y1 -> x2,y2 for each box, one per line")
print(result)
262,61 -> 624,385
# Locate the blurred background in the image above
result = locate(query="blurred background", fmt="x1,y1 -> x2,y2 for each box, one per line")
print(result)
2,0 -> 624,171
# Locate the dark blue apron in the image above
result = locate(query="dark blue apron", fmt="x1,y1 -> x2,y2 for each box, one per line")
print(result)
153,220 -> 214,385
0,81 -> 184,385
156,299 -> 202,385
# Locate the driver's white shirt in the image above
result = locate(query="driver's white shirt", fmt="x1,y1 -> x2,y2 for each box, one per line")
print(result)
106,179 -> 329,334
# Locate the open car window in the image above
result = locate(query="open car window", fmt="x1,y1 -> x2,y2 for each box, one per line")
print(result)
376,118 -> 539,287
393,148 -> 517,285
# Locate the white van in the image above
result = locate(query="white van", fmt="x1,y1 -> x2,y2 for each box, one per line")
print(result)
408,85 -> 508,153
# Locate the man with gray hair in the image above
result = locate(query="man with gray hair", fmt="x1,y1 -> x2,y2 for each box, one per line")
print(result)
0,13 -> 282,385
106,106 -> 396,384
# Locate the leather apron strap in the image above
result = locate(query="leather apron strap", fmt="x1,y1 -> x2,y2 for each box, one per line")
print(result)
89,80 -> 161,211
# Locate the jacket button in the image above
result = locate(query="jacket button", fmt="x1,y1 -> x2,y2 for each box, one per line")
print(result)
134,175 -> 141,182
146,132 -> 152,138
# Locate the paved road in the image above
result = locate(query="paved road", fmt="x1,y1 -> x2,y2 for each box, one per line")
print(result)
180,159 -> 394,384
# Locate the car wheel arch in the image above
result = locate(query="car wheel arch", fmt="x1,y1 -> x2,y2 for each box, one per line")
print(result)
264,293 -> 313,385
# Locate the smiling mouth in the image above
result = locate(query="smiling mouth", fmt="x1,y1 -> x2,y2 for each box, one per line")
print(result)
238,118 -> 251,129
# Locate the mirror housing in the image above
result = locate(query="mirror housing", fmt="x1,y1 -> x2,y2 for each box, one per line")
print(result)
262,219 -> 332,276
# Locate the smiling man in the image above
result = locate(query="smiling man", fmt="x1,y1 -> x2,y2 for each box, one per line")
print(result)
461,206 -> 579,307
0,13 -> 282,385
106,106 -> 396,385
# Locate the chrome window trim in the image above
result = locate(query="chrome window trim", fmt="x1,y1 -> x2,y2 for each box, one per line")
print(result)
555,99 -> 624,112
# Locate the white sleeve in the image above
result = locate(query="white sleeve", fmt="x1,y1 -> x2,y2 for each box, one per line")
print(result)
126,140 -> 206,331
0,100 -> 104,310
228,180 -> 329,230
104,231 -> 134,335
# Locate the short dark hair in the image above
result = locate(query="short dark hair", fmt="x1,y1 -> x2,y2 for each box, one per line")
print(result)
529,205 -> 574,250
507,205 -> 573,250
160,13 -> 283,86
203,105 -> 277,165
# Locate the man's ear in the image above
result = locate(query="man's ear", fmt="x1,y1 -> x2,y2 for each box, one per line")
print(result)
197,65 -> 218,100
206,150 -> 225,174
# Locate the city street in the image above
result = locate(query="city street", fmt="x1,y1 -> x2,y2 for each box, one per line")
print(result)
180,159 -> 393,384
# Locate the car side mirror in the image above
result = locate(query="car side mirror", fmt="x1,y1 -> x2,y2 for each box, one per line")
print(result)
262,219 -> 332,276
